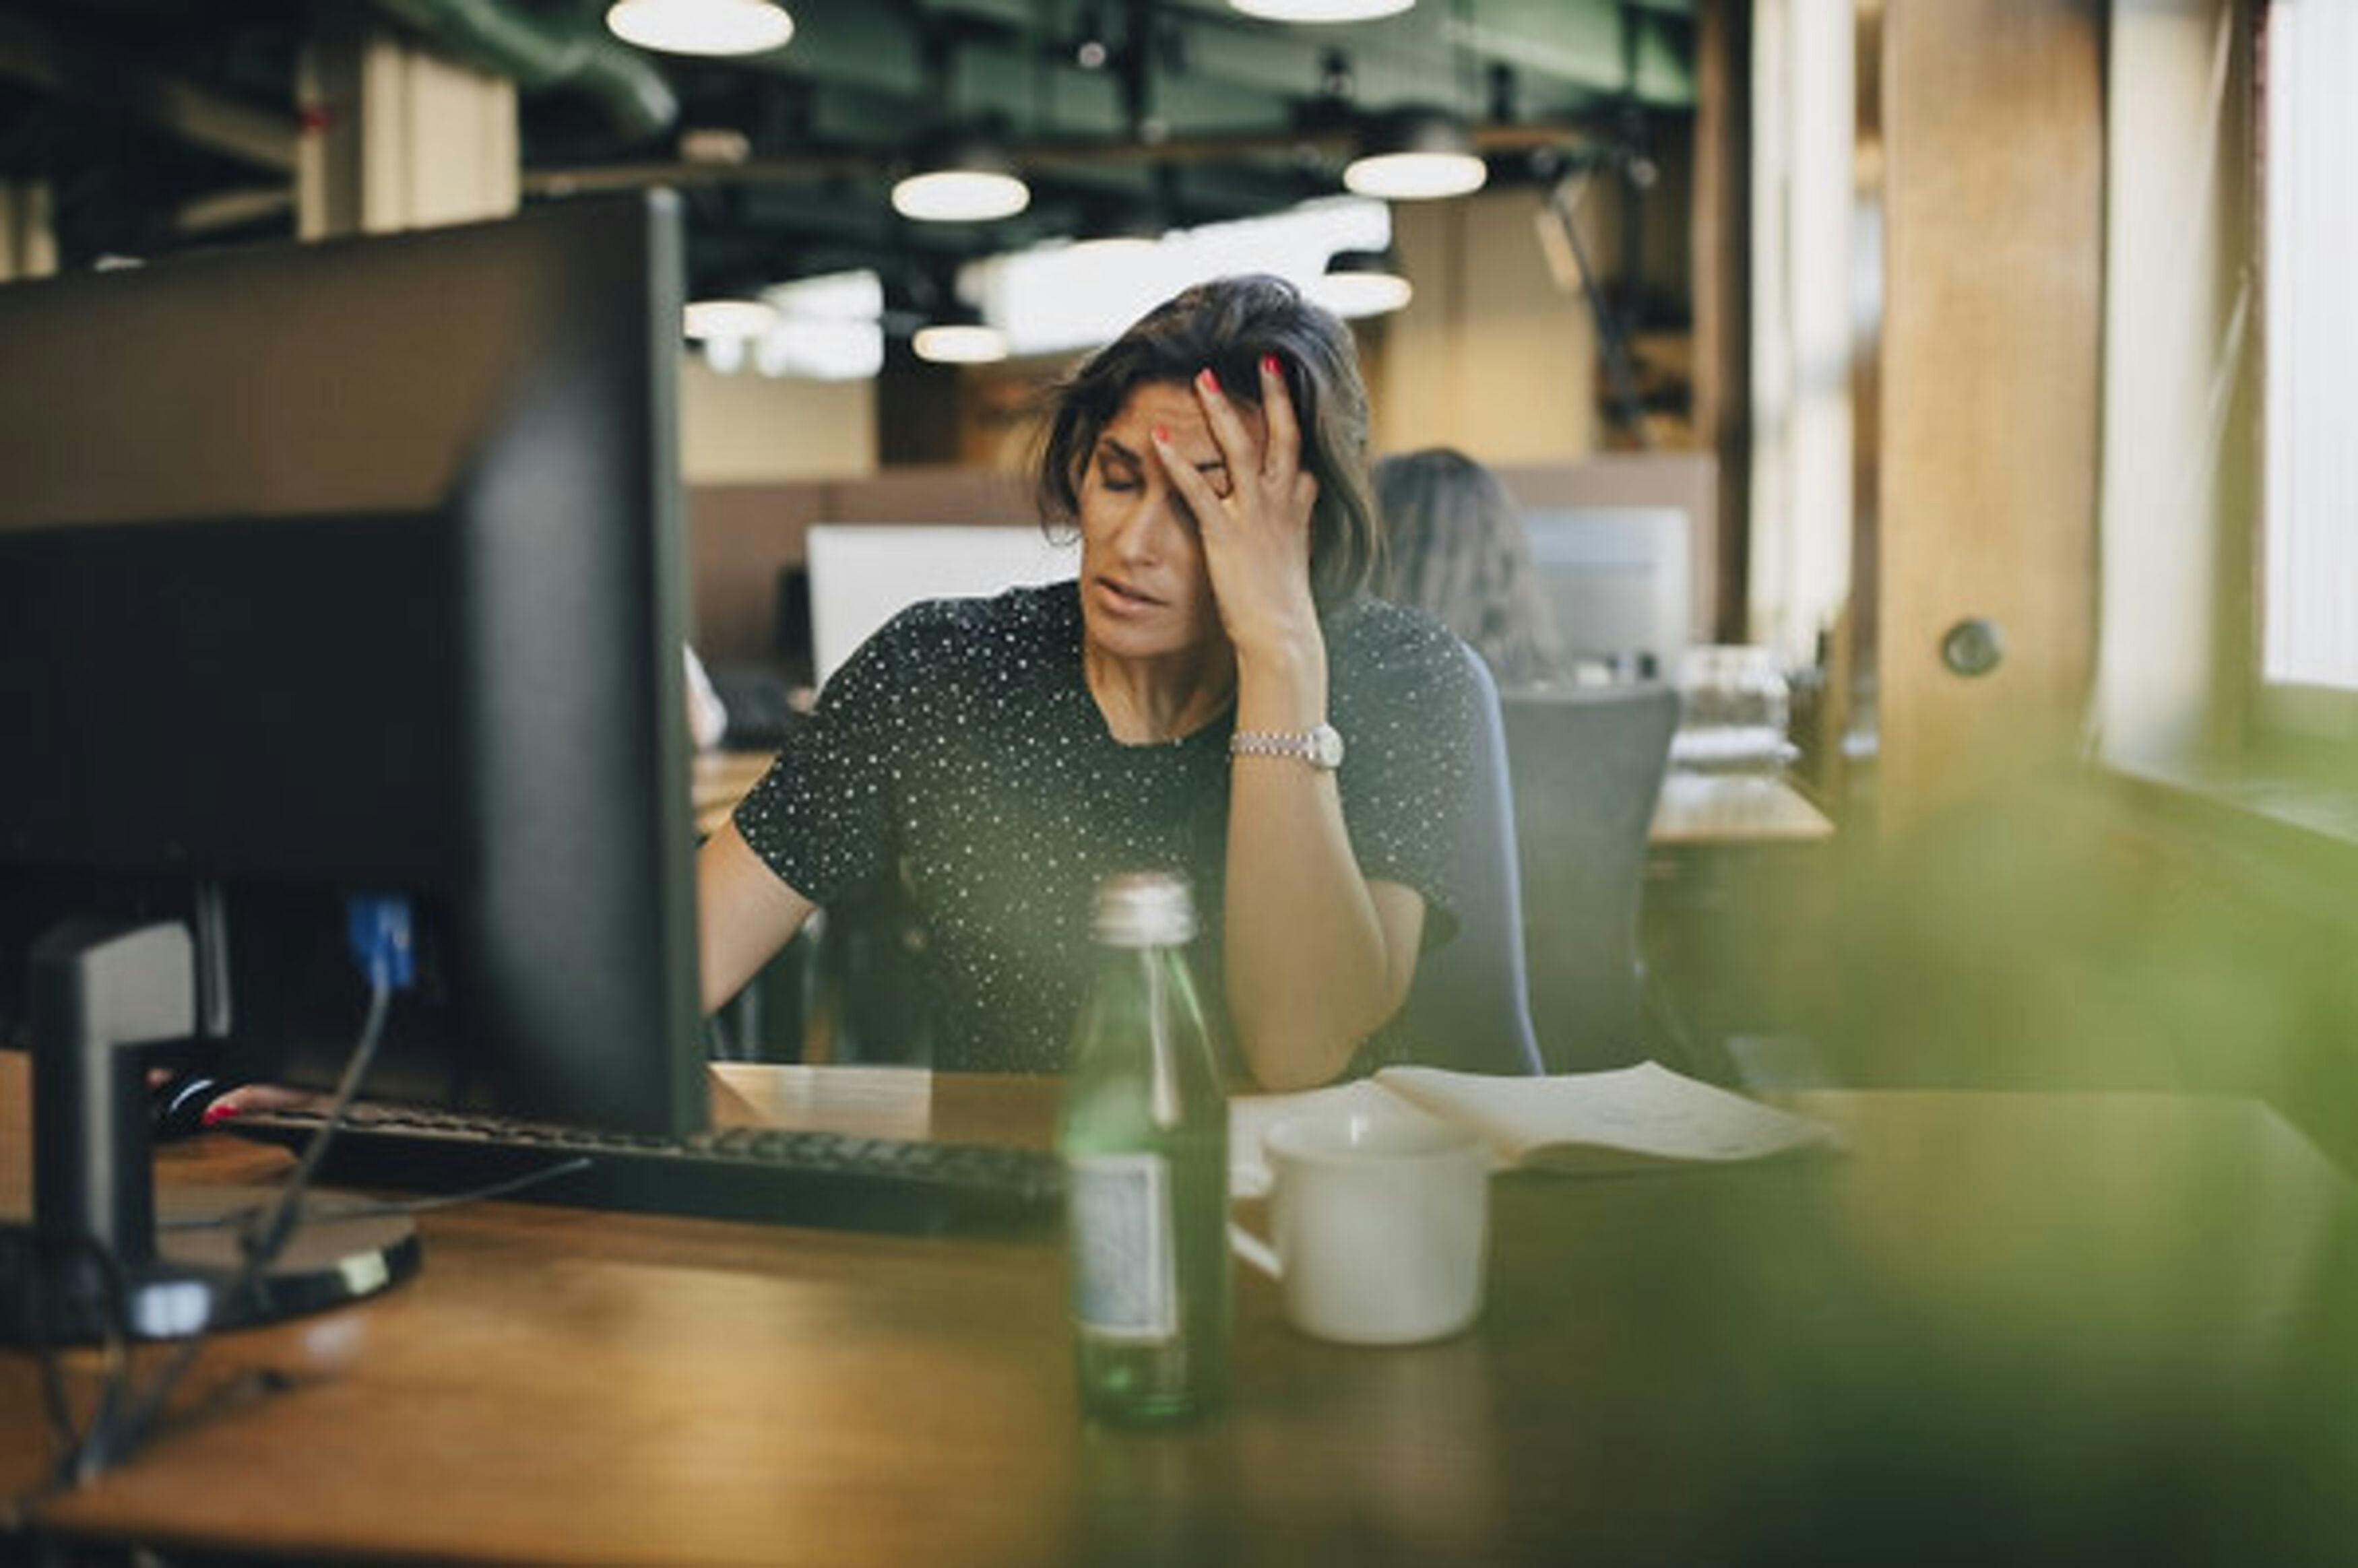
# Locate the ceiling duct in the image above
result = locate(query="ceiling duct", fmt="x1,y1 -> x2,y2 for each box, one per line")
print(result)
370,0 -> 678,140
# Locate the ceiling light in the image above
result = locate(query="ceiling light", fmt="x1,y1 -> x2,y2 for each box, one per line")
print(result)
970,197 -> 1389,356
755,318 -> 884,381
607,0 -> 794,57
1305,249 -> 1413,319
912,322 -> 1009,364
766,269 -> 885,322
682,298 -> 779,341
1065,234 -> 1160,262
893,169 -> 1029,222
891,131 -> 1031,223
1231,0 -> 1414,21
1343,109 -> 1488,201
1064,209 -> 1164,265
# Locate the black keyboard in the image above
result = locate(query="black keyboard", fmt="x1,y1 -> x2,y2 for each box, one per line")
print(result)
230,1104 -> 1064,1237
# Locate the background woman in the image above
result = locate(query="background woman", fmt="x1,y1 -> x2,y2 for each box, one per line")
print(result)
1372,447 -> 1569,689
697,275 -> 1475,1090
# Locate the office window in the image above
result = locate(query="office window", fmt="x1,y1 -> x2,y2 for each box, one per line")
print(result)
2261,0 -> 2358,696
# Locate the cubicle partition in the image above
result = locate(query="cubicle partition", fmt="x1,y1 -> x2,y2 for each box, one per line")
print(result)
689,454 -> 1723,679
686,467 -> 1040,674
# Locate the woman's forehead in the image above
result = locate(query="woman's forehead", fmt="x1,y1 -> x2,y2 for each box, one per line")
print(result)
1102,380 -> 1265,453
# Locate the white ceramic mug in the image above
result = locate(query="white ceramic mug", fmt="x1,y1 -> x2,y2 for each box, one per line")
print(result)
1230,1107 -> 1491,1346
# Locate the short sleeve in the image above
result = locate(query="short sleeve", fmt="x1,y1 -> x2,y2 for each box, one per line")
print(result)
730,615 -> 911,905
1329,607 -> 1479,950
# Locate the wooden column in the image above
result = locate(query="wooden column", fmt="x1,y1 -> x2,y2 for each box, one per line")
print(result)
0,178 -> 57,282
1694,0 -> 1752,645
296,23 -> 519,239
1872,0 -> 2104,832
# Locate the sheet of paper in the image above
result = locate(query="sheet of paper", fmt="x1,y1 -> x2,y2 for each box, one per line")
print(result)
1376,1061 -> 1839,1173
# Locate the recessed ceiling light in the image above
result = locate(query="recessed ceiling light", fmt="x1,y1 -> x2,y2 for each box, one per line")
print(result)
1305,249 -> 1413,318
1230,0 -> 1414,21
891,131 -> 1031,223
1343,108 -> 1488,200
755,318 -> 885,381
682,298 -> 779,340
606,0 -> 794,59
892,170 -> 1031,223
912,322 -> 1010,364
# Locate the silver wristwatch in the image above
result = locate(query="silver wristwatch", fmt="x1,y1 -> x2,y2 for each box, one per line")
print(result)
1229,722 -> 1345,771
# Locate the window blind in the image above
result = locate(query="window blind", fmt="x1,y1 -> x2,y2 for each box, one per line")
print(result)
2262,0 -> 2358,690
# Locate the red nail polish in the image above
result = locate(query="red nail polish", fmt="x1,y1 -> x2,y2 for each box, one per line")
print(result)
202,1100 -> 243,1128
1197,367 -> 1218,393
1152,424 -> 1170,443
1261,353 -> 1279,377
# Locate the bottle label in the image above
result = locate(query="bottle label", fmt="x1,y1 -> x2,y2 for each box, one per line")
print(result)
1066,1152 -> 1178,1344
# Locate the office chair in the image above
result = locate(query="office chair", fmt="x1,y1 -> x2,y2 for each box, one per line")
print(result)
1498,683 -> 1679,1072
1391,641 -> 1546,1077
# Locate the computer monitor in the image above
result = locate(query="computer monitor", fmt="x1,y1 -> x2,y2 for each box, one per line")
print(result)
806,523 -> 1077,688
1521,507 -> 1692,677
0,195 -> 702,1335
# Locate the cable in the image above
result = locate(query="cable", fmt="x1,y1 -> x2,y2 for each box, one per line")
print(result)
69,975 -> 391,1480
2,1225 -> 133,1526
158,1155 -> 597,1231
55,894 -> 415,1487
7,1227 -> 131,1456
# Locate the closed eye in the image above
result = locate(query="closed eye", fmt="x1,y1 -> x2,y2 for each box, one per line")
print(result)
1094,449 -> 1144,492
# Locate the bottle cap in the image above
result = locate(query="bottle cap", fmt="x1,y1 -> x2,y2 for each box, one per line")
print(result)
1091,871 -> 1197,948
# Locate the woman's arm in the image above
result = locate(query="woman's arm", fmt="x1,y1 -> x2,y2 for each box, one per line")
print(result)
197,820 -> 816,1121
697,820 -> 817,1014
1154,359 -> 1422,1090
1223,697 -> 1428,1087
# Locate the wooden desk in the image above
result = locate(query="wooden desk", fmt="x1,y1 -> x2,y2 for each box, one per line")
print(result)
1641,772 -> 1837,1056
1647,769 -> 1836,846
7,1064 -> 2357,1565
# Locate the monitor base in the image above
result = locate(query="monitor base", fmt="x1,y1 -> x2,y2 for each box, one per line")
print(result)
1,1184 -> 420,1344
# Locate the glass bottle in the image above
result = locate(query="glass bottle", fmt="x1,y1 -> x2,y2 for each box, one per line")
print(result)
1058,872 -> 1230,1424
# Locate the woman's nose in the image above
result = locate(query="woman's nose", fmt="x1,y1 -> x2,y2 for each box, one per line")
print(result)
1108,488 -> 1168,562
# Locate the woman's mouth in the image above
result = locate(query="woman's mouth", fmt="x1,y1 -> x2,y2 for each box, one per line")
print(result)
1093,577 -> 1163,614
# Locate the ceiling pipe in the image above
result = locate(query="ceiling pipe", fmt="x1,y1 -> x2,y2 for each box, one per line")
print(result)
524,119 -> 1589,198
368,0 -> 678,141
0,15 -> 300,172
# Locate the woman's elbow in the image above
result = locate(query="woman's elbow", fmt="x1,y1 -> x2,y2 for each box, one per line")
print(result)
1236,1034 -> 1357,1093
1232,996 -> 1403,1092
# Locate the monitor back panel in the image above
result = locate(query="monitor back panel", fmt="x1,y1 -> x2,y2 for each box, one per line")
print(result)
0,197 -> 705,1138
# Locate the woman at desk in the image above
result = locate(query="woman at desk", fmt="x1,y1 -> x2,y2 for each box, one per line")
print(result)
698,275 -> 1476,1090
1372,446 -> 1569,690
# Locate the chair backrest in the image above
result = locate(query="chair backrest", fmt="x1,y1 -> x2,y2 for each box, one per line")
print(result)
1393,641 -> 1544,1076
1498,684 -> 1679,1072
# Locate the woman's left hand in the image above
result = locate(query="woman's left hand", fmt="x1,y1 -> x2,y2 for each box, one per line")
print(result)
1151,355 -> 1323,666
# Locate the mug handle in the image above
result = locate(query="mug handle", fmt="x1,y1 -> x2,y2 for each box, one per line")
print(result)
1228,1221 -> 1281,1280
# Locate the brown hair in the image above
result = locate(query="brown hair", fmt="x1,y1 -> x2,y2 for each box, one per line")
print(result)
1372,447 -> 1568,688
1033,274 -> 1382,608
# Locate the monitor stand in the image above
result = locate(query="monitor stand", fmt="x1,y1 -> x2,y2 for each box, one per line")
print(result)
1,919 -> 418,1345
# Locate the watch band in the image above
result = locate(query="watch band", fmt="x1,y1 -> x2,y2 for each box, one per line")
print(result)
1229,723 -> 1345,771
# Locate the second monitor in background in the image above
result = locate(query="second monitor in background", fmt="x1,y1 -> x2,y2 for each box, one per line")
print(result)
1522,507 -> 1692,681
806,524 -> 1077,689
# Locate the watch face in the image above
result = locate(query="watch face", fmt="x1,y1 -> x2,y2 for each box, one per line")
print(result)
1310,724 -> 1345,769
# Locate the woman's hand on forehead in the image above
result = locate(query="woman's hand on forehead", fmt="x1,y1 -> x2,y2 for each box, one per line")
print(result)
1151,353 -> 1322,661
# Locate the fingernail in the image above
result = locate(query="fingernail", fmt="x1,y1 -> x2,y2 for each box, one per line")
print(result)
1196,367 -> 1218,394
1261,353 -> 1279,377
1151,424 -> 1170,444
202,1100 -> 243,1128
